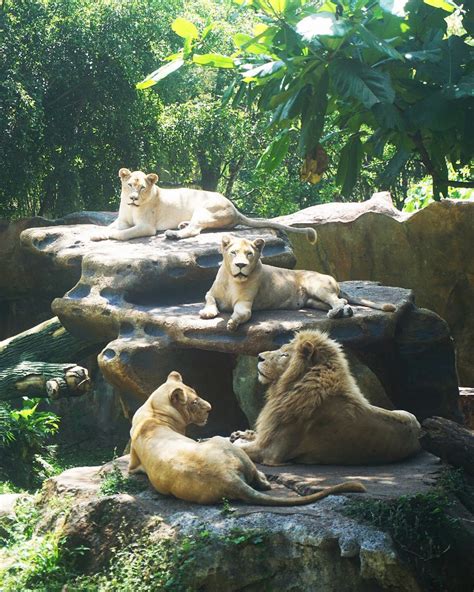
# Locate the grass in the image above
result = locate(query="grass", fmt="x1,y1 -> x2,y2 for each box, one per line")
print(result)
98,459 -> 147,496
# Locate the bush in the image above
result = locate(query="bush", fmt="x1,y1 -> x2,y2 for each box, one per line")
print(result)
0,398 -> 59,489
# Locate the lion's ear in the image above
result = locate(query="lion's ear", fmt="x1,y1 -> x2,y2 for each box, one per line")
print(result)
167,371 -> 182,383
299,340 -> 315,360
119,168 -> 131,180
170,387 -> 187,407
221,235 -> 232,249
146,173 -> 159,185
252,238 -> 265,252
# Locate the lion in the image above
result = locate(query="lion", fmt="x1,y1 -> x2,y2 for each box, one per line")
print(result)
128,370 -> 365,505
91,168 -> 317,243
199,235 -> 396,331
230,330 -> 421,465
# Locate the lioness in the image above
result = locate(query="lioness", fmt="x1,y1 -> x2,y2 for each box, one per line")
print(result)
199,235 -> 396,331
231,330 -> 421,465
91,168 -> 317,242
129,371 -> 365,505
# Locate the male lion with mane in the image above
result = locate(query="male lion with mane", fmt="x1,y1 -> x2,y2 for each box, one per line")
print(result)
231,330 -> 421,465
129,371 -> 365,505
91,168 -> 317,242
200,235 -> 396,331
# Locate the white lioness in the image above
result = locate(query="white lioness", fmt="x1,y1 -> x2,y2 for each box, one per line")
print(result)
128,371 -> 365,505
231,330 -> 421,465
199,235 -> 396,331
91,168 -> 317,242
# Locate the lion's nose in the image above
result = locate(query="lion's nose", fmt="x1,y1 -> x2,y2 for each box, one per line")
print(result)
258,354 -> 264,362
235,262 -> 246,269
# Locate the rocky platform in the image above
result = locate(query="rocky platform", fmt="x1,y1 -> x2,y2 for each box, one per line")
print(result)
20,223 -> 461,427
31,452 -> 444,591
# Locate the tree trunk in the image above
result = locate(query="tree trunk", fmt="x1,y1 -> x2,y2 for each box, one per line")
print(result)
0,317 -> 103,401
421,416 -> 474,475
0,362 -> 91,400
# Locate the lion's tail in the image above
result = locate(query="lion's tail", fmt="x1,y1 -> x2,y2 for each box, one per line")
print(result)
235,213 -> 317,245
235,480 -> 365,506
340,291 -> 396,313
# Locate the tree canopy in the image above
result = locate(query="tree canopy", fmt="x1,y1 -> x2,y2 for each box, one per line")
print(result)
141,0 -> 473,200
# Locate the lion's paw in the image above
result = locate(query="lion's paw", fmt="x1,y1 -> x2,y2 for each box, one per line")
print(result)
90,233 -> 108,242
327,305 -> 345,319
343,304 -> 353,317
199,308 -> 218,319
230,429 -> 256,443
165,230 -> 180,240
227,319 -> 239,332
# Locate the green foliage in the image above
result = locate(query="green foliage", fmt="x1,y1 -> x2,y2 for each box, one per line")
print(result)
346,491 -> 459,561
0,0 -> 182,218
0,496 -> 86,592
0,398 -> 59,489
69,527 -> 267,591
99,460 -> 147,496
149,0 -> 474,199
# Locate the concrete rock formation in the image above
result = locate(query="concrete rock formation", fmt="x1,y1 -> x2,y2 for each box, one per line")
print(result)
277,195 -> 474,387
33,453 -> 444,590
20,223 -> 460,428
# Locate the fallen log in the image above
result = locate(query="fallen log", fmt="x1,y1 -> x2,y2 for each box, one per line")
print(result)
0,317 -> 103,401
420,416 -> 474,476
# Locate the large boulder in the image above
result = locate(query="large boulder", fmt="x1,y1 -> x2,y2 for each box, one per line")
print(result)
19,224 -> 461,426
32,453 -> 446,590
277,195 -> 474,386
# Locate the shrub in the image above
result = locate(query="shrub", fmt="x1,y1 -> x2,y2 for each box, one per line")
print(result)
0,398 -> 59,489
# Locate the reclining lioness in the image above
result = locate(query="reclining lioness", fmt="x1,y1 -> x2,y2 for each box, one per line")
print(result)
199,235 -> 396,331
129,371 -> 365,505
91,168 -> 317,242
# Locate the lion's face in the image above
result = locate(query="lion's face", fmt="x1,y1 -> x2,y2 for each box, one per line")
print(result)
221,235 -> 264,283
257,333 -> 326,386
119,168 -> 159,208
257,343 -> 294,384
149,371 -> 212,427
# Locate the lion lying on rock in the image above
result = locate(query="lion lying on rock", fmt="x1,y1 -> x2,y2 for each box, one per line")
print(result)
231,330 -> 421,465
129,371 -> 365,505
200,235 -> 396,331
91,168 -> 317,242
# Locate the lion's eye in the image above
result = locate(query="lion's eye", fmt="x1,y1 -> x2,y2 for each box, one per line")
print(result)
128,183 -> 132,188
281,353 -> 289,358
230,251 -> 237,256
246,252 -> 253,258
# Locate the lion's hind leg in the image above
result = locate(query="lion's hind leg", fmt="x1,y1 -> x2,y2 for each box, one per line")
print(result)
128,446 -> 145,474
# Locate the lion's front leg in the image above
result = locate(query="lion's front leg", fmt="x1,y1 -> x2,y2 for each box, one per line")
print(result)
227,300 -> 253,332
199,291 -> 219,320
108,224 -> 156,241
90,218 -> 129,241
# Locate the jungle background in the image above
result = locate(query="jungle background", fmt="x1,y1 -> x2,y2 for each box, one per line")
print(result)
1,0 -> 472,223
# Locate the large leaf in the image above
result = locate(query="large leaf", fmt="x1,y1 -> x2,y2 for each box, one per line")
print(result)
423,0 -> 455,12
442,72 -> 474,99
380,0 -> 409,16
378,147 -> 411,186
298,70 -> 329,156
257,131 -> 291,173
136,58 -> 184,89
330,59 -> 395,108
233,33 -> 269,54
296,13 -> 350,40
336,135 -> 363,197
242,60 -> 285,81
192,54 -> 235,68
171,17 -> 199,39
372,103 -> 405,130
357,25 -> 404,61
